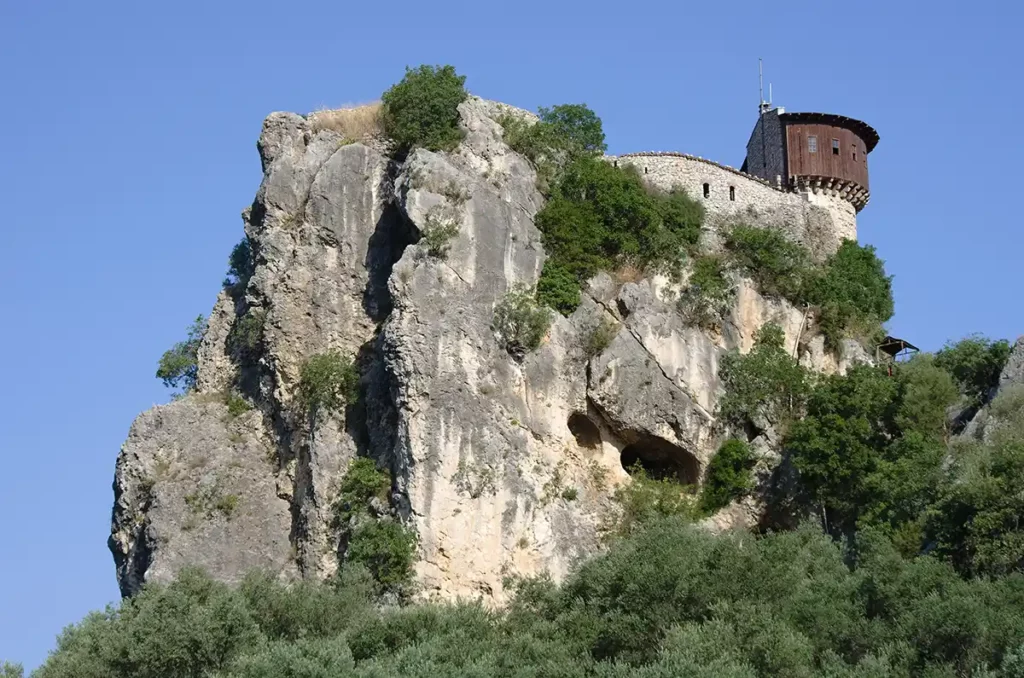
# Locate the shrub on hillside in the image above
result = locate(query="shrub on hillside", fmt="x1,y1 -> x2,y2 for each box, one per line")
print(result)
718,323 -> 810,432
333,458 -> 391,526
935,334 -> 1012,405
606,463 -> 699,538
224,237 -> 255,291
724,224 -> 811,300
493,285 -> 552,358
420,204 -> 461,258
699,439 -> 756,514
380,65 -> 467,155
227,308 -> 266,363
806,240 -> 893,348
501,103 -> 606,178
346,521 -> 418,594
156,315 -> 207,395
297,351 -> 359,420
677,255 -> 733,329
534,156 -> 704,314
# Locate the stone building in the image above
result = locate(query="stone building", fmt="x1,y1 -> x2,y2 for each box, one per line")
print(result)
612,104 -> 879,260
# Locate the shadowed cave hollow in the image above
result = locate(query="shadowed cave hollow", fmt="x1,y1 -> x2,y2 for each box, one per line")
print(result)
620,435 -> 700,486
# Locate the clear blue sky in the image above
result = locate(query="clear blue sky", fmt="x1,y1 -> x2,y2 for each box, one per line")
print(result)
1,0 -> 1020,669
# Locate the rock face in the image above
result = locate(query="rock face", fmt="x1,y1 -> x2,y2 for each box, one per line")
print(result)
961,337 -> 1024,442
110,97 -> 862,602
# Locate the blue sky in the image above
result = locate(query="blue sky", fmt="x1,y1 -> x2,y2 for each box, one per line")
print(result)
1,0 -> 1020,669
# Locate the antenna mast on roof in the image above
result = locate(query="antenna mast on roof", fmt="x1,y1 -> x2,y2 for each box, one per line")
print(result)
759,58 -> 772,115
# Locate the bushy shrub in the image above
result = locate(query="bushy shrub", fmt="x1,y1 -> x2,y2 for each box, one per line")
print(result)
699,439 -> 755,514
333,458 -> 391,526
420,204 -> 461,258
0,662 -> 22,678
227,309 -> 266,363
718,323 -> 810,432
807,240 -> 893,348
582,317 -> 618,360
380,65 -> 467,155
607,463 -> 698,538
156,315 -> 207,394
531,153 -> 704,314
224,237 -> 255,291
225,391 -> 251,417
501,103 -> 606,180
535,260 -> 581,315
677,255 -> 733,330
935,334 -> 1012,405
928,385 -> 1024,577
297,351 -> 359,420
724,224 -> 811,300
493,285 -> 553,358
347,521 -> 418,593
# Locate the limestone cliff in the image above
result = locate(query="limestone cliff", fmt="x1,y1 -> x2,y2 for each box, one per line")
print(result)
110,97 -> 866,602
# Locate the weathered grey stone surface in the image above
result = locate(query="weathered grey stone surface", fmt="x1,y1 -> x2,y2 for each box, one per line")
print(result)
110,398 -> 296,597
111,96 -> 865,601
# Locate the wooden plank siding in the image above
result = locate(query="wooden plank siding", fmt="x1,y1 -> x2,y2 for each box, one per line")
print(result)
785,123 -> 870,190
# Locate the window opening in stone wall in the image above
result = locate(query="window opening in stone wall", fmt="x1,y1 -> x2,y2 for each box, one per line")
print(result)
808,135 -> 817,153
644,167 -> 648,174
729,186 -> 735,201
702,183 -> 710,198
853,147 -> 857,161
832,139 -> 840,155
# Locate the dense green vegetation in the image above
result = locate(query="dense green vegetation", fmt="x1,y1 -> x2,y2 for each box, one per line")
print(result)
33,515 -> 1024,677
699,439 -> 756,514
722,226 -> 894,348
380,65 -> 468,156
718,323 -> 810,432
676,254 -> 733,329
936,334 -> 1013,406
224,237 -> 254,291
155,315 -> 207,395
297,351 -> 359,420
226,309 -> 265,363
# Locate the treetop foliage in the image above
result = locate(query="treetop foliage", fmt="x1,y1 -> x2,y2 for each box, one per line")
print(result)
224,237 -> 254,291
380,65 -> 468,156
155,315 -> 207,395
699,439 -> 756,514
935,334 -> 1012,405
718,323 -> 810,433
296,351 -> 359,420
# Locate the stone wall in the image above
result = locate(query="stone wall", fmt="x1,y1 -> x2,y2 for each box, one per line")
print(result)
743,108 -> 787,185
611,152 -> 856,260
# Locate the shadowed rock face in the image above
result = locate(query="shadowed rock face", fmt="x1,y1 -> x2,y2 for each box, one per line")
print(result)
110,97 -> 863,602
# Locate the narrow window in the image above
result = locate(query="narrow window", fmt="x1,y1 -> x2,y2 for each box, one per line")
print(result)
729,186 -> 736,201
853,147 -> 857,161
832,139 -> 840,155
807,135 -> 817,153
702,183 -> 710,198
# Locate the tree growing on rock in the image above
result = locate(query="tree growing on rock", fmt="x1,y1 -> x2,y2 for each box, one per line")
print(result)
156,315 -> 207,396
380,65 -> 468,156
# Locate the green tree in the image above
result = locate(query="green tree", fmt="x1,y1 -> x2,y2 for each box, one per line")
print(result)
156,315 -> 207,394
807,240 -> 893,348
333,458 -> 391,526
718,323 -> 810,432
380,65 -> 467,155
0,662 -> 23,678
927,386 -> 1024,577
347,521 -> 418,593
935,334 -> 1012,405
699,439 -> 756,514
724,224 -> 812,300
227,309 -> 266,363
224,237 -> 255,290
297,351 -> 359,420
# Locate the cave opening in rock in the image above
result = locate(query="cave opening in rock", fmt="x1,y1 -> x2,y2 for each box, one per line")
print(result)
568,413 -> 602,448
620,435 -> 699,486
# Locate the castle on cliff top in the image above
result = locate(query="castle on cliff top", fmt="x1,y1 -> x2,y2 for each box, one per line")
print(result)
611,100 -> 879,258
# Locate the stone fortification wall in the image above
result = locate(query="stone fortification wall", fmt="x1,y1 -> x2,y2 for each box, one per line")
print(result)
612,152 -> 856,260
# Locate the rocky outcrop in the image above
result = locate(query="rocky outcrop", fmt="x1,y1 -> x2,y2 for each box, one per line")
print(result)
110,97 -> 861,601
961,337 -> 1024,442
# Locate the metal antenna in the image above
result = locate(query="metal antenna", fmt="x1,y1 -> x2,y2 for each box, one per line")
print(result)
769,82 -> 773,106
759,59 -> 771,114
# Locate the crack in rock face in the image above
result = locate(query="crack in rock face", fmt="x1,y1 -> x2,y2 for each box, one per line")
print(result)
110,97 -> 860,602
